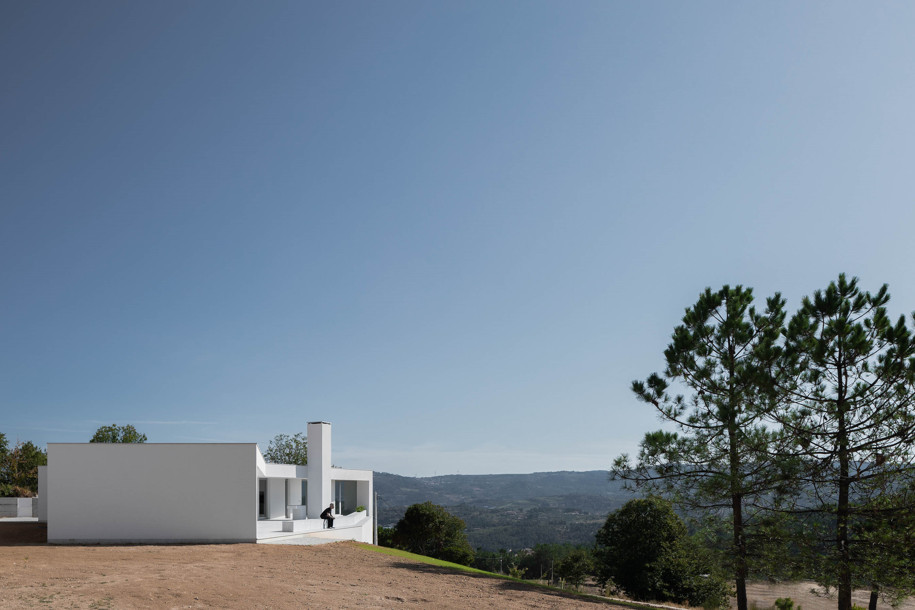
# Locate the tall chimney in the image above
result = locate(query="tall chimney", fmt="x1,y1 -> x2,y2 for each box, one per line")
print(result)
306,421 -> 332,519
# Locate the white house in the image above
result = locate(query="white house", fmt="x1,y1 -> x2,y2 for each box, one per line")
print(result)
38,421 -> 374,545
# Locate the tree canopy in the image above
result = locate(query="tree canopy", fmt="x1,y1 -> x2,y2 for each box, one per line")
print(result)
616,275 -> 915,610
0,435 -> 47,497
594,497 -> 729,608
615,285 -> 787,610
262,432 -> 307,465
775,274 -> 915,610
90,424 -> 147,443
392,501 -> 475,566
555,548 -> 593,590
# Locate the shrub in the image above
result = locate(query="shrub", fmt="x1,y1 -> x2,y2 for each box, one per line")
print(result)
0,439 -> 46,496
775,598 -> 797,610
393,501 -> 475,566
594,497 -> 729,608
555,548 -> 593,589
377,526 -> 396,548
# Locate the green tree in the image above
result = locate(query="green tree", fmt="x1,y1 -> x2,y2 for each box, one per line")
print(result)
262,432 -> 307,465
614,285 -> 788,610
776,274 -> 915,610
377,525 -> 396,548
555,548 -> 593,590
594,497 -> 729,608
517,543 -> 579,582
0,433 -> 8,477
90,424 -> 147,443
0,440 -> 47,496
393,501 -> 475,565
854,486 -> 915,610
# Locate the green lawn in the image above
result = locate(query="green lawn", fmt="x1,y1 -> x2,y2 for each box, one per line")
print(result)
355,543 -> 650,608
356,543 -> 497,574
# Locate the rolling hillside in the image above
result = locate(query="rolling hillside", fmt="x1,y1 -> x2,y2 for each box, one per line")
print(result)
374,470 -> 635,550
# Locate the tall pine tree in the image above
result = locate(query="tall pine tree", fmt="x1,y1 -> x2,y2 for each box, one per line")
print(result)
614,285 -> 786,610
776,274 -> 915,610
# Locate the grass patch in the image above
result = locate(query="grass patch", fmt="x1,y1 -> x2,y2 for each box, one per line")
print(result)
356,544 -> 494,575
355,543 -> 653,609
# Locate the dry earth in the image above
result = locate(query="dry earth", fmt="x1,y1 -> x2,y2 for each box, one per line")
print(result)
742,581 -> 915,610
4,523 -> 914,610
0,522 -> 608,609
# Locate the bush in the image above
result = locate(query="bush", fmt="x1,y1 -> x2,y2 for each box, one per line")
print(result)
775,598 -> 799,610
0,439 -> 46,496
555,548 -> 593,589
393,501 -> 475,566
594,497 -> 729,608
377,526 -> 396,547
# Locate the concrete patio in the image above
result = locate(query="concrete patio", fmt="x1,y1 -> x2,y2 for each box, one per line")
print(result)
256,512 -> 372,545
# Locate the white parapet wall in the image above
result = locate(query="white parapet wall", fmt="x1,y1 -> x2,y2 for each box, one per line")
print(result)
47,443 -> 258,544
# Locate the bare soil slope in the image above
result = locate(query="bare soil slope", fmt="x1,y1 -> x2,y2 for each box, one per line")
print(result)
0,522 -> 607,609
743,581 -> 915,610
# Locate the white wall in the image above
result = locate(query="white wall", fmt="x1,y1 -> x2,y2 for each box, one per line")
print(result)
356,480 -> 372,516
47,443 -> 257,544
306,513 -> 374,543
38,465 -> 48,522
263,463 -> 305,479
285,479 -> 302,507
329,467 -> 372,481
265,477 -> 286,519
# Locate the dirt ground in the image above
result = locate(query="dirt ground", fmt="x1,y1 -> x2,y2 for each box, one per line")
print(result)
0,522 -> 608,609
742,581 -> 915,610
4,523 -> 914,610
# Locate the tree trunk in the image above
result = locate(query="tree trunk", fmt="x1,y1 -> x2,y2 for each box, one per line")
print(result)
837,476 -> 852,610
732,491 -> 748,610
868,589 -> 878,610
837,394 -> 852,610
727,319 -> 749,610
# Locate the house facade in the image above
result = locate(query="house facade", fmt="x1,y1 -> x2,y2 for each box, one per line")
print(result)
38,421 -> 373,544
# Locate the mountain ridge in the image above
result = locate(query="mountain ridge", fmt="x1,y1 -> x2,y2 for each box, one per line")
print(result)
374,469 -> 634,550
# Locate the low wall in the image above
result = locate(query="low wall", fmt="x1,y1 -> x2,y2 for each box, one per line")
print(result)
0,497 -> 36,518
305,514 -> 373,543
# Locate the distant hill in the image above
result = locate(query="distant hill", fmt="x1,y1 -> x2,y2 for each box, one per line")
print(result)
374,470 -> 636,550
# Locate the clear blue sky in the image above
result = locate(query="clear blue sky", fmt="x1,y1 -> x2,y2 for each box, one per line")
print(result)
3,2 -> 915,476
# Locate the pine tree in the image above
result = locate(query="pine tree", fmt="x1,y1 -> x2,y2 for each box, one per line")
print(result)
614,285 -> 787,610
776,274 -> 915,610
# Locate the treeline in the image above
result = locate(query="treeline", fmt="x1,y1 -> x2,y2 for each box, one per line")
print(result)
473,543 -> 595,588
614,275 -> 915,610
451,503 -> 606,550
0,424 -> 147,498
379,502 -> 609,550
377,502 -> 601,590
0,432 -> 46,497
